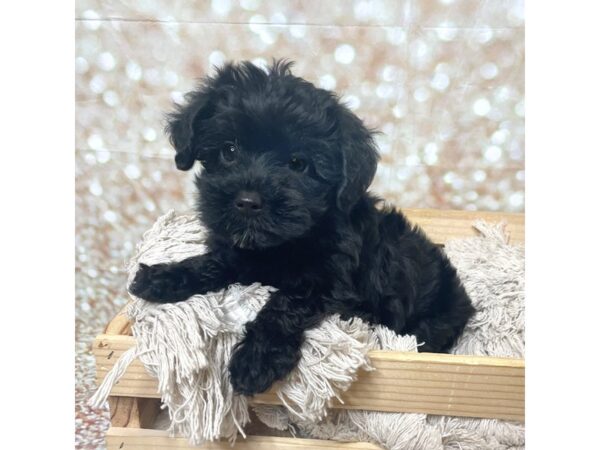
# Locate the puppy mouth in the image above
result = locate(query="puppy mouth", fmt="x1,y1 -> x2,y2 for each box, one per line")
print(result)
230,222 -> 282,250
231,227 -> 257,249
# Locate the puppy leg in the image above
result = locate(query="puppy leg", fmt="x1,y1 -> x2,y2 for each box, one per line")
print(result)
407,288 -> 475,353
128,254 -> 233,303
229,291 -> 324,395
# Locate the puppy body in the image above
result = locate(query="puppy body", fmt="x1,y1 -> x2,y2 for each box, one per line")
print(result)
129,61 -> 475,395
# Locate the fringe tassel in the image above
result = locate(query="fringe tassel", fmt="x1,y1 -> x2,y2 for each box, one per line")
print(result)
88,345 -> 138,408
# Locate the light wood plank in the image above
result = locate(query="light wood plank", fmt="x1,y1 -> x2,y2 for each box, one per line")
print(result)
94,334 -> 524,422
401,208 -> 524,245
104,303 -> 133,336
108,396 -> 161,428
106,427 -> 381,449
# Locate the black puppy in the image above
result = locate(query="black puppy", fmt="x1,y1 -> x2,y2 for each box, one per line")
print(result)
129,60 -> 475,396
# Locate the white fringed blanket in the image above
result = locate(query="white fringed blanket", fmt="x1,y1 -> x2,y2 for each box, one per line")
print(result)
90,211 -> 525,449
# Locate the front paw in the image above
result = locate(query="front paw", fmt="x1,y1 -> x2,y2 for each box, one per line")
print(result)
128,263 -> 193,303
228,334 -> 300,396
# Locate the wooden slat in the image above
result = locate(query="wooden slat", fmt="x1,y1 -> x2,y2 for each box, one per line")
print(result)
94,334 -> 524,422
108,396 -> 161,428
401,208 -> 524,245
104,302 -> 133,336
106,427 -> 381,449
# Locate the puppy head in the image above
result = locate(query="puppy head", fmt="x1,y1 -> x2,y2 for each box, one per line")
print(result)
166,60 -> 379,249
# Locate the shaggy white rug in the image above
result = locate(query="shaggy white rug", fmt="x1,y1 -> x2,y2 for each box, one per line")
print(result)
90,211 -> 524,449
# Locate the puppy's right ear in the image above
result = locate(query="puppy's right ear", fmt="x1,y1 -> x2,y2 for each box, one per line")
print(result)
165,88 -> 215,171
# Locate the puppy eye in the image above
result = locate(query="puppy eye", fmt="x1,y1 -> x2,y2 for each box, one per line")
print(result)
289,157 -> 307,172
220,144 -> 238,164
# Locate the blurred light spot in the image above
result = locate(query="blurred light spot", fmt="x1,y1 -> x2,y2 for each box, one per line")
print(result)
143,127 -> 157,142
271,12 -> 287,23
485,197 -> 500,210
104,210 -> 118,223
102,90 -> 119,106
170,91 -> 185,105
354,1 -> 373,21
164,71 -> 179,87
516,170 -> 525,181
386,28 -> 406,45
494,86 -> 511,103
410,39 -> 430,66
376,84 -> 394,99
209,50 -> 225,67
82,10 -> 101,30
440,0 -> 456,4
413,87 -> 430,102
290,24 -> 306,38
89,180 -> 103,196
335,44 -> 355,64
249,14 -> 266,33
126,61 -> 142,81
443,171 -> 456,184
514,101 -> 525,117
508,1 -> 525,26
473,98 -> 491,116
451,176 -> 464,189
152,170 -> 163,181
259,29 -> 276,45
84,153 -> 96,165
97,151 -> 111,163
89,75 -> 106,94
87,134 -> 103,150
465,191 -> 478,201
392,105 -> 406,118
405,155 -> 420,166
476,27 -> 494,44
251,58 -> 268,70
473,170 -> 487,182
343,95 -> 361,110
431,72 -> 450,91
144,68 -> 161,86
435,62 -> 451,73
424,142 -> 439,164
480,62 -> 498,79
436,24 -> 458,42
318,74 -> 336,90
492,129 -> 509,145
240,0 -> 260,10
75,57 -> 89,74
484,145 -> 503,162
97,52 -> 116,71
375,135 -> 391,155
125,164 -> 141,179
381,65 -> 397,82
145,200 -> 156,212
451,196 -> 463,207
212,0 -> 231,16
510,143 -> 523,160
510,192 -> 524,208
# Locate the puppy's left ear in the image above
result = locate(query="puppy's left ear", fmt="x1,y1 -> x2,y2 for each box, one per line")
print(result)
335,108 -> 379,211
165,88 -> 215,171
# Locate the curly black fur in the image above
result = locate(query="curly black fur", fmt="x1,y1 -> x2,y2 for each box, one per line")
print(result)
128,60 -> 475,396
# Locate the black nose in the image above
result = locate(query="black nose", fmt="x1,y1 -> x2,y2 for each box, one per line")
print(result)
234,190 -> 263,214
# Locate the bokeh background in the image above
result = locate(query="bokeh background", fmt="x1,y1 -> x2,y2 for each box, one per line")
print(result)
75,1 -> 524,447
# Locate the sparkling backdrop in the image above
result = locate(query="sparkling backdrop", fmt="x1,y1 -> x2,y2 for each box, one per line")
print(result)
75,1 -> 524,447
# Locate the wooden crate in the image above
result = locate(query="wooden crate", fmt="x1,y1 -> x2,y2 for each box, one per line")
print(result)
94,208 -> 525,449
